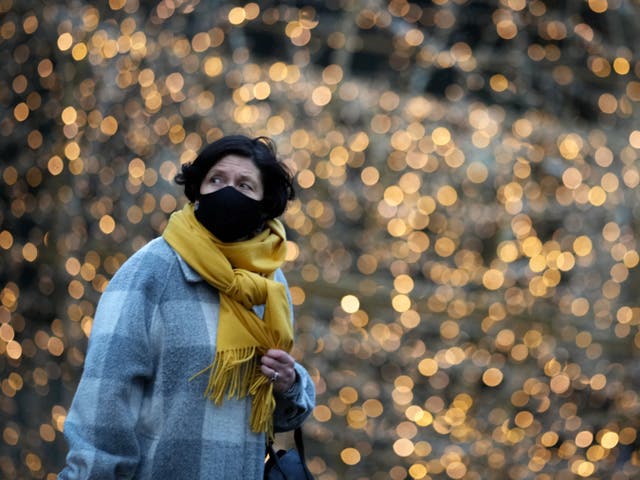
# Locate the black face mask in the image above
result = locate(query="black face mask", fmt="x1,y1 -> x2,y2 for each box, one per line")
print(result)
194,186 -> 265,242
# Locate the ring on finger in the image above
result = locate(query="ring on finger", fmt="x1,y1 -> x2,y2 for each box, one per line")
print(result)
270,371 -> 279,383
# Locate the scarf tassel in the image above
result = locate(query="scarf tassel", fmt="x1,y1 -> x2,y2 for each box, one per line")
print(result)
196,347 -> 275,439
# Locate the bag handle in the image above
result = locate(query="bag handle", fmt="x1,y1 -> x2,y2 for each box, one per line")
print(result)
265,427 -> 313,480
266,427 -> 306,458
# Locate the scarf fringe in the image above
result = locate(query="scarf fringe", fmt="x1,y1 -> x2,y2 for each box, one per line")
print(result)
250,376 -> 276,440
205,347 -> 255,402
195,347 -> 275,439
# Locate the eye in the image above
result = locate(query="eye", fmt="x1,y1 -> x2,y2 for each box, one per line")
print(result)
239,182 -> 254,191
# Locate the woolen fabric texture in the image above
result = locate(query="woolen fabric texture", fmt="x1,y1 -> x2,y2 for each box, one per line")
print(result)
163,203 -> 293,437
59,237 -> 315,479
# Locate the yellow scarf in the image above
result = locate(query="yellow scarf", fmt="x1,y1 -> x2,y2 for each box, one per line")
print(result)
162,203 -> 293,438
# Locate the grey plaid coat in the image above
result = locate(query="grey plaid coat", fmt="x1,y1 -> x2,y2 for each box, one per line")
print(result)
59,238 -> 315,479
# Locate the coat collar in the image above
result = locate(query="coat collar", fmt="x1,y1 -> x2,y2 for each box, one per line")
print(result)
172,245 -> 205,283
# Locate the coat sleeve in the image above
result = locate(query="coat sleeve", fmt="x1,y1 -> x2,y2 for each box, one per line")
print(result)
273,362 -> 316,432
271,269 -> 316,432
59,251 -> 160,479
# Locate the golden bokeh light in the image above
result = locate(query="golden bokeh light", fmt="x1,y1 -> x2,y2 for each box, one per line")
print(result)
1,1 -> 639,479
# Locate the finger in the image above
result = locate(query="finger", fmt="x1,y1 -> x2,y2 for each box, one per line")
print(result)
260,364 -> 279,377
260,364 -> 295,391
260,361 -> 293,381
261,351 -> 293,370
260,355 -> 282,371
260,365 -> 296,393
264,349 -> 294,364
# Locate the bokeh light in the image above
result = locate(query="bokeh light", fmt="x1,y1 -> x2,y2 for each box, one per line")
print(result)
1,1 -> 640,479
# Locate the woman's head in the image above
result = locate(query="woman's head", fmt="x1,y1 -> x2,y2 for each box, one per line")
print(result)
175,135 -> 295,220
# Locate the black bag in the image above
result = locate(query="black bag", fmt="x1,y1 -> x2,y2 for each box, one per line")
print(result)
264,428 -> 313,480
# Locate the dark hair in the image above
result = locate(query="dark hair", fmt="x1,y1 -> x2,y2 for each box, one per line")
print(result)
175,135 -> 295,219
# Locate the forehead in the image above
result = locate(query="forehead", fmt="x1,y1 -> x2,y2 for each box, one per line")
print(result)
207,154 -> 261,179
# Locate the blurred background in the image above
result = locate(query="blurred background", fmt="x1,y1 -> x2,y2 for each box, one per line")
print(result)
1,0 -> 640,479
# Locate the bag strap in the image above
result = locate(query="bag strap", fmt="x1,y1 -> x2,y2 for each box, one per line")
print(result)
293,427 -> 306,461
294,428 -> 313,480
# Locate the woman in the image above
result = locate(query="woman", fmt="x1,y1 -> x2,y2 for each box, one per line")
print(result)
60,135 -> 316,479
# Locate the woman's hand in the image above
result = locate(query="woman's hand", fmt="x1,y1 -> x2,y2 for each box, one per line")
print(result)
261,349 -> 296,394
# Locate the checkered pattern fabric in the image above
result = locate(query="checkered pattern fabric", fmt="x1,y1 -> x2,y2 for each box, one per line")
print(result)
59,238 -> 315,479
